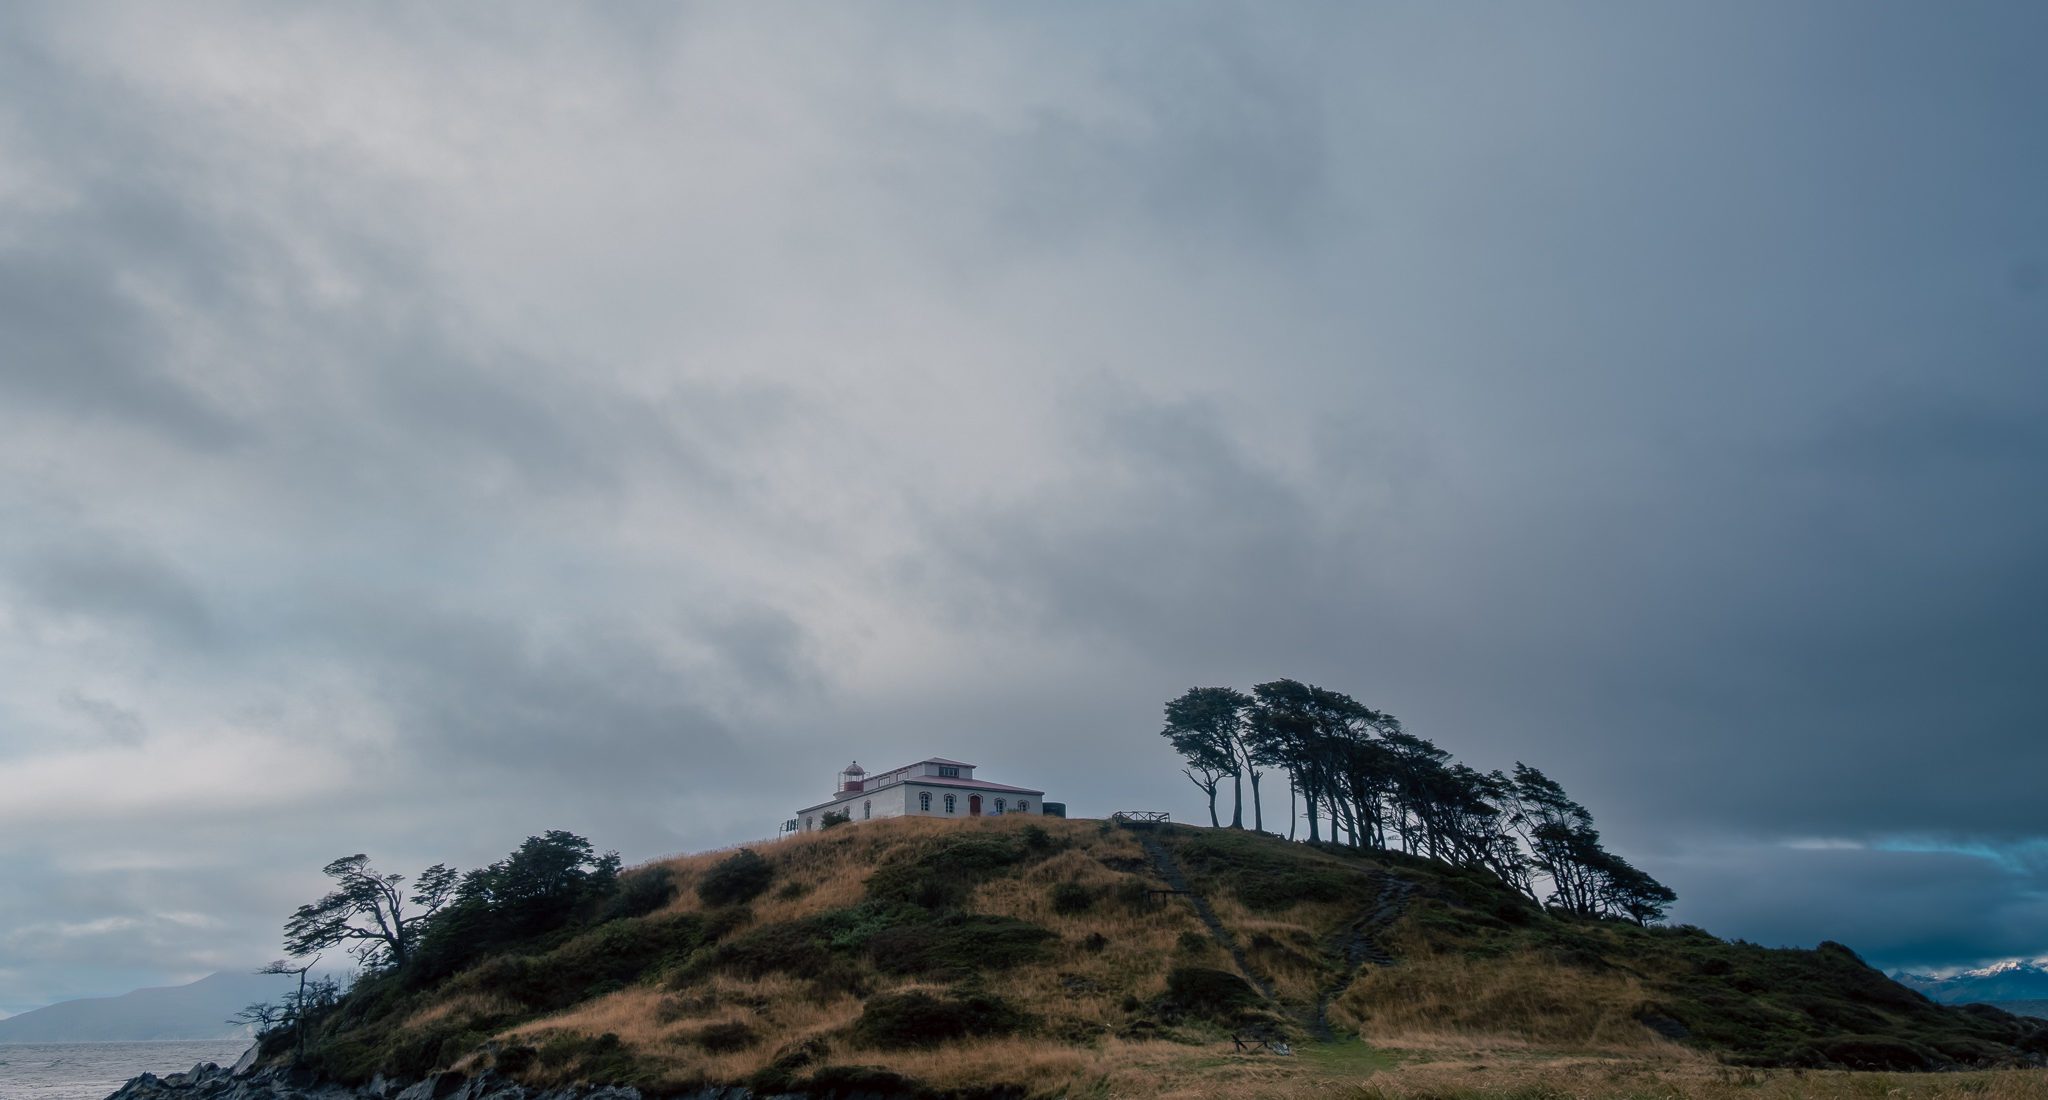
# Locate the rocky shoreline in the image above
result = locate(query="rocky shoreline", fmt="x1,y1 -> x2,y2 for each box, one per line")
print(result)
100,1057 -> 745,1100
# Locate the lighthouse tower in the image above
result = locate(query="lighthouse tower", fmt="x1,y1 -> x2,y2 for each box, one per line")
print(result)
837,761 -> 867,794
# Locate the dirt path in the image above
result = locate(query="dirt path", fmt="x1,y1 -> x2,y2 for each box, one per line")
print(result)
1312,875 -> 1416,1039
1132,830 -> 1279,1003
1126,826 -> 1416,1044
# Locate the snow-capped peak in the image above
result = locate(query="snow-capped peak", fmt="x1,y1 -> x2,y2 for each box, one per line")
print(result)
1959,958 -> 2048,979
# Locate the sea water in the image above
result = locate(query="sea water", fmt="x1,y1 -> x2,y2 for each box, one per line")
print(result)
0,1040 -> 252,1100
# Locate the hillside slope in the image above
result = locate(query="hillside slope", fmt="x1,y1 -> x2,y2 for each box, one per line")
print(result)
289,817 -> 2048,1096
0,971 -> 294,1043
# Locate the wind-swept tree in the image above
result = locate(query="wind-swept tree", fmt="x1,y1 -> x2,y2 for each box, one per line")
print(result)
227,1000 -> 283,1035
1163,687 -> 1253,828
1594,850 -> 1678,926
1153,683 -> 1676,925
1250,680 -> 1379,844
410,831 -> 621,978
1501,763 -> 1673,922
284,856 -> 457,969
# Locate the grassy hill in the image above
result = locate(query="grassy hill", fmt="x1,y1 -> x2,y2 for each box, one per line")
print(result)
288,816 -> 2048,1097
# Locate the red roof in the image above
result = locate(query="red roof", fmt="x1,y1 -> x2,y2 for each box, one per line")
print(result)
909,775 -> 1043,795
795,773 -> 1043,814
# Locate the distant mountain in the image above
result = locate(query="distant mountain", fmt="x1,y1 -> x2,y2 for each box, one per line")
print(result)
1895,959 -> 2048,1005
0,971 -> 295,1043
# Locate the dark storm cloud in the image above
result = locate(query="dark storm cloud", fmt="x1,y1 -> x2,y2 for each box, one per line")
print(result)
300,594 -> 771,789
0,247 -> 247,450
2,1 -> 2046,1012
5,532 -> 220,647
1669,843 -> 2048,970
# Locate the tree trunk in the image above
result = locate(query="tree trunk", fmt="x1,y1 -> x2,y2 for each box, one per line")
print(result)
1287,775 -> 1298,841
1249,771 -> 1264,833
1304,785 -> 1321,843
1207,784 -> 1220,828
1230,770 -> 1244,829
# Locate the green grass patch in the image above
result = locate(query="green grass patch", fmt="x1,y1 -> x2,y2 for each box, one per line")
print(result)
1297,1037 -> 1402,1077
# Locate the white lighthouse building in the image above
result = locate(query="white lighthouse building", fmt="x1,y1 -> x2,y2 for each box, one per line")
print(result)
790,758 -> 1048,833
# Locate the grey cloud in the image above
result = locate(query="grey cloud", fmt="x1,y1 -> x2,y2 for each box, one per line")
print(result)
306,595 -> 766,788
0,248 -> 247,450
5,531 -> 219,647
2,1 -> 2046,1015
60,692 -> 147,745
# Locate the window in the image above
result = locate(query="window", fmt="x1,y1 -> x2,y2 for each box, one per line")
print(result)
805,816 -> 814,830
918,791 -> 931,812
939,765 -> 960,777
863,800 -> 872,820
1017,802 -> 1028,813
995,798 -> 1006,813
944,794 -> 956,813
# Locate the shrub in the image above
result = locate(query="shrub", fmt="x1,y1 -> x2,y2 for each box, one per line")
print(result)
1051,881 -> 1096,915
493,1044 -> 537,1076
529,1031 -> 648,1084
599,867 -> 677,922
691,1020 -> 759,1053
1166,966 -> 1263,1023
820,900 -> 922,950
454,912 -> 705,1012
1112,880 -> 1154,911
698,849 -> 774,907
712,917 -> 833,978
1233,866 -> 1353,911
850,990 -> 1030,1049
701,904 -> 753,943
802,1065 -> 920,1096
865,913 -> 1055,977
866,832 -> 1038,911
381,1023 -> 468,1079
820,810 -> 851,830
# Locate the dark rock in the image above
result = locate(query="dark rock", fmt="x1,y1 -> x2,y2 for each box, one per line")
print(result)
98,1062 -> 666,1100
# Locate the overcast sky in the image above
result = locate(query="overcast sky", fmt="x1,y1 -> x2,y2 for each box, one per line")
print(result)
3,2 -> 2046,1014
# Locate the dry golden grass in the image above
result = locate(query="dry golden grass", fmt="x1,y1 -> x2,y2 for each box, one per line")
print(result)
1328,1052 -> 2048,1100
400,992 -> 522,1031
1331,948 -> 1665,1051
500,977 -> 871,1089
464,818 -> 1409,1093
1207,893 -> 1358,1006
966,839 -> 1209,1025
480,817 -> 1208,1091
381,818 -> 2048,1099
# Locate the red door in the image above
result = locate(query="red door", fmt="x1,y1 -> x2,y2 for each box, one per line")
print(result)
969,795 -> 982,816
